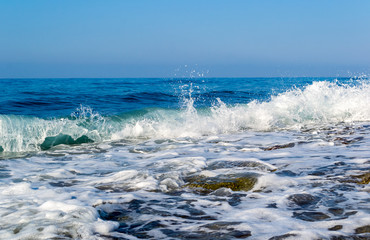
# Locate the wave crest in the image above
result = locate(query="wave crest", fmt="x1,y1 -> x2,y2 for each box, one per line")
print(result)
1,80 -> 369,153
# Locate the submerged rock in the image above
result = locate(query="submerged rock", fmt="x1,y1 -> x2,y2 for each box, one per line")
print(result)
0,146 -> 3,152
328,225 -> 343,231
161,228 -> 251,239
288,194 -> 318,207
328,207 -> 344,216
355,172 -> 370,185
330,235 -> 370,240
344,211 -> 358,217
339,172 -> 370,185
201,222 -> 253,238
293,211 -> 330,222
202,221 -> 241,230
264,143 -> 295,151
269,233 -> 297,240
185,173 -> 258,193
355,225 -> 370,234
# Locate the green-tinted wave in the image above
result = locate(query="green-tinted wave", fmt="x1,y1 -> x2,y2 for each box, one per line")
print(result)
1,81 -> 370,153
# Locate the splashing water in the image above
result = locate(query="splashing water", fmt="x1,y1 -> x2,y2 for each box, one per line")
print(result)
0,77 -> 370,240
0,79 -> 370,153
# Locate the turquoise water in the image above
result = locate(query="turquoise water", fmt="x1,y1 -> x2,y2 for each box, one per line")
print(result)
0,77 -> 360,153
0,77 -> 369,239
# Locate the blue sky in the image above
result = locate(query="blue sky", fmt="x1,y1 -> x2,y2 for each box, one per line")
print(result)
1,0 -> 369,78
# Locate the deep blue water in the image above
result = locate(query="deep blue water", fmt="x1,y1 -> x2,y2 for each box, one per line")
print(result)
1,77 -> 367,154
0,77 -> 332,118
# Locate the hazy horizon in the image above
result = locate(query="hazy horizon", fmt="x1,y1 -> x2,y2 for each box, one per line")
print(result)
1,0 -> 370,78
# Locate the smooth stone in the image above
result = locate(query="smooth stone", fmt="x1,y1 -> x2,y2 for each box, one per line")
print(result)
269,233 -> 297,240
202,221 -> 241,230
329,225 -> 343,231
355,225 -> 370,234
288,193 -> 318,207
345,211 -> 358,217
330,235 -> 370,240
185,174 -> 258,192
356,172 -> 370,184
293,211 -> 330,222
328,207 -> 344,216
308,171 -> 326,176
161,228 -> 251,239
264,142 -> 295,151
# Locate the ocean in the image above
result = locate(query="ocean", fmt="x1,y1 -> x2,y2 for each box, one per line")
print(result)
0,77 -> 369,239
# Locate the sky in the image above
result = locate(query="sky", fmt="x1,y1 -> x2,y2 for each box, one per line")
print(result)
0,0 -> 370,78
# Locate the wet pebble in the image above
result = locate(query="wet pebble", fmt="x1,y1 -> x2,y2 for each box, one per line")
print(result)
328,225 -> 343,231
161,228 -> 251,239
288,193 -> 318,207
328,207 -> 344,216
264,143 -> 295,151
344,211 -> 358,217
293,211 -> 330,222
202,221 -> 241,230
355,225 -> 370,234
308,170 -> 326,176
269,233 -> 297,240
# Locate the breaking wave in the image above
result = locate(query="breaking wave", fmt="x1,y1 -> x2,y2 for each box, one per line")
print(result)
1,80 -> 369,153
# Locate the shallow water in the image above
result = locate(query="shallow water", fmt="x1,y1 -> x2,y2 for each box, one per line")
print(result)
0,77 -> 369,239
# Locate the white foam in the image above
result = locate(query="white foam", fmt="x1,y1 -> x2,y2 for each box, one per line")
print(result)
39,201 -> 82,213
1,182 -> 33,195
93,219 -> 119,235
1,80 -> 370,239
2,80 -> 370,153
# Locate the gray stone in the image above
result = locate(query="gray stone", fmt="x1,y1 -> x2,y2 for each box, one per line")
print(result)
355,225 -> 370,234
288,194 -> 318,207
269,233 -> 297,240
293,211 -> 330,222
329,225 -> 343,231
328,207 -> 344,216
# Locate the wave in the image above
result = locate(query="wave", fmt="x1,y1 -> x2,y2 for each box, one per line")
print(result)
1,80 -> 369,153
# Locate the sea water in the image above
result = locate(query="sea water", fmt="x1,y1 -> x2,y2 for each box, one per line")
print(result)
0,77 -> 369,239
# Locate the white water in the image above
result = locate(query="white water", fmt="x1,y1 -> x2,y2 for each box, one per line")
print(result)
0,122 -> 369,239
1,81 -> 370,153
0,80 -> 369,239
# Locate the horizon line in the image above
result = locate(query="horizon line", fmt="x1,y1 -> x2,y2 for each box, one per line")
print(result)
0,76 -> 357,80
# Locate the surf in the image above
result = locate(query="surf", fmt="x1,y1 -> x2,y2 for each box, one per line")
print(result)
0,80 -> 369,153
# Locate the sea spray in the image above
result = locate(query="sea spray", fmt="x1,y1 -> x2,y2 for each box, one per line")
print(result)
1,77 -> 370,239
1,80 -> 370,153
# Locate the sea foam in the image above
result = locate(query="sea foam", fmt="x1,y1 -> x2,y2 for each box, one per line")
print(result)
0,80 -> 369,153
